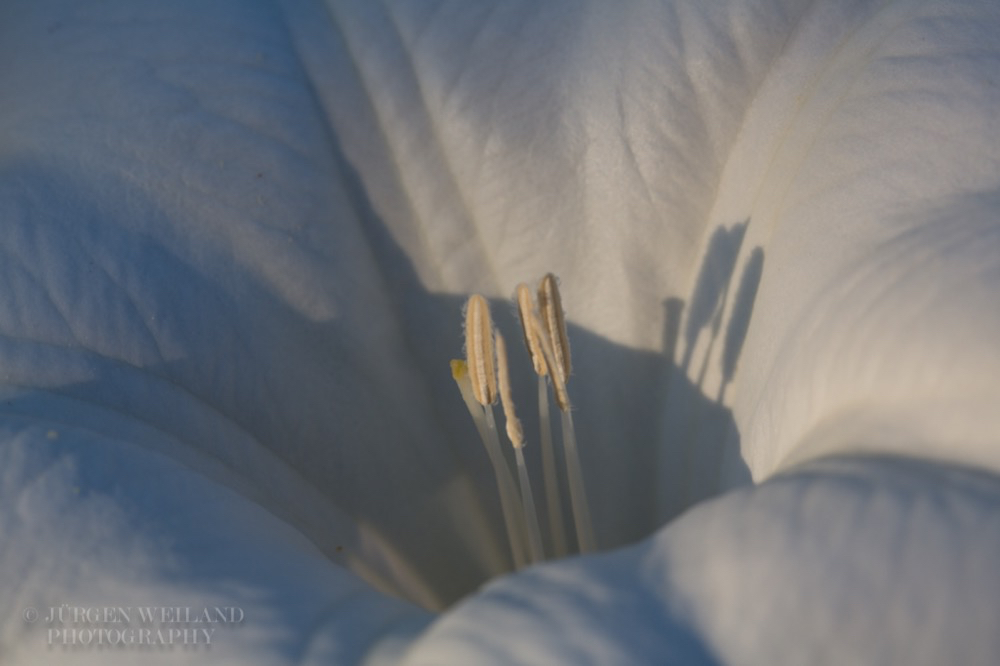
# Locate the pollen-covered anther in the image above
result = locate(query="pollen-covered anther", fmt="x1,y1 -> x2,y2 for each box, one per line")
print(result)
464,294 -> 497,406
495,332 -> 524,449
529,310 -> 571,412
538,273 -> 571,388
516,284 -> 548,377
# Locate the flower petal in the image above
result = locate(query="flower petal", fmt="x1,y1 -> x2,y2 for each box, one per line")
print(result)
404,456 -> 1000,664
715,0 -> 1000,481
0,0 -> 509,605
1,420 -> 432,663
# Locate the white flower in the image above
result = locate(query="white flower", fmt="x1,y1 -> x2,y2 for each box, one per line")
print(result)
2,0 -> 999,663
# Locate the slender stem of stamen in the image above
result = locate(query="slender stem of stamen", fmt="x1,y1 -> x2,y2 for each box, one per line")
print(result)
483,405 -> 530,569
452,360 -> 528,569
538,374 -> 568,557
514,444 -> 545,563
560,408 -> 596,553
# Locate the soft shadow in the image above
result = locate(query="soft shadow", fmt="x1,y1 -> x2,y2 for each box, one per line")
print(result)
657,221 -> 764,521
720,247 -> 765,403
681,222 -> 747,380
0,148 -> 766,611
662,297 -> 685,365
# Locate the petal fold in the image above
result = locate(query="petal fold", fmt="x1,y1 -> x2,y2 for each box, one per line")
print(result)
404,456 -> 1000,665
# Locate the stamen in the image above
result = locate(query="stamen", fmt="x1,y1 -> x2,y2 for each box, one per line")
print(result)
533,276 -> 595,553
538,274 -> 571,390
515,284 -> 568,557
496,332 -> 544,563
482,405 -> 530,567
455,279 -> 596,563
452,359 -> 528,569
464,294 -> 497,407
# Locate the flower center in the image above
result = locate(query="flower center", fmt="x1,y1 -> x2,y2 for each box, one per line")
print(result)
452,274 -> 595,569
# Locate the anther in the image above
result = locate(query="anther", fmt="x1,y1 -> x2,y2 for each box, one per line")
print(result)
464,294 -> 497,406
530,311 -> 571,411
538,274 -> 571,390
495,332 -> 524,449
516,284 -> 548,377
